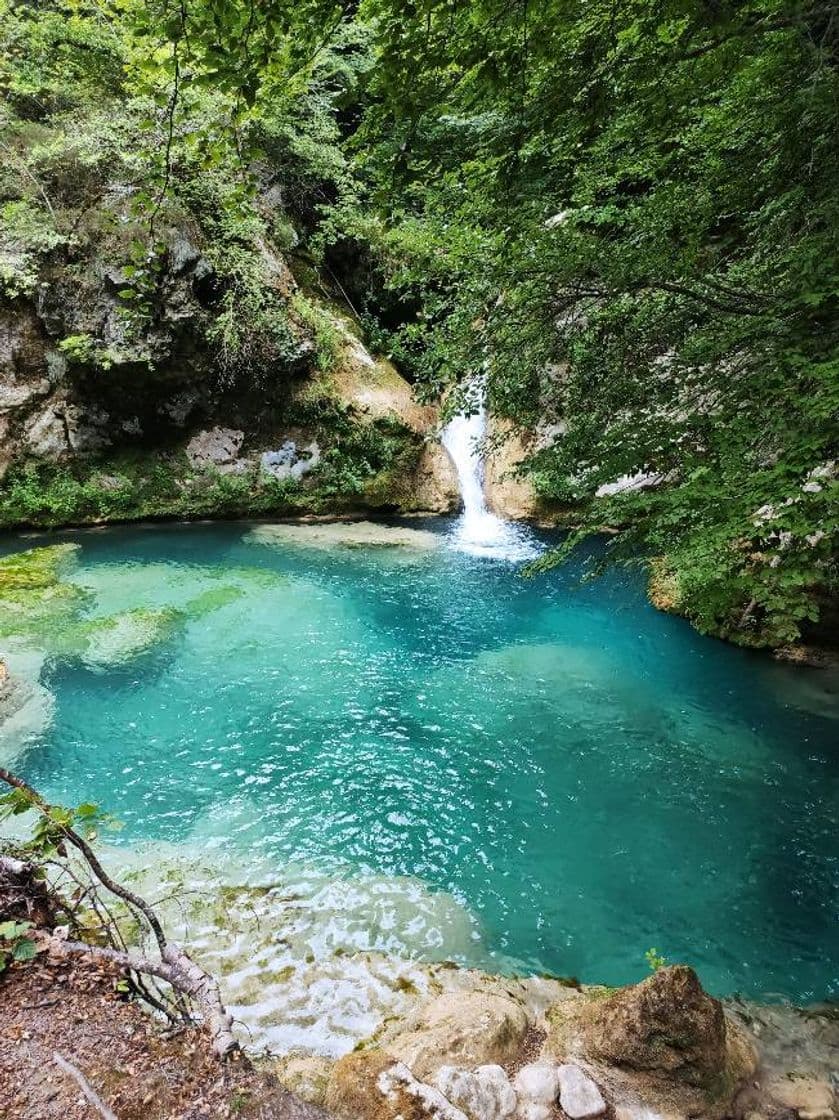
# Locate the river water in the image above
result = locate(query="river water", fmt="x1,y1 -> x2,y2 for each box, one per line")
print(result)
1,515 -> 837,1029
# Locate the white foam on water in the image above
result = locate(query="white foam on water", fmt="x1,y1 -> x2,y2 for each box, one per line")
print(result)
441,389 -> 540,563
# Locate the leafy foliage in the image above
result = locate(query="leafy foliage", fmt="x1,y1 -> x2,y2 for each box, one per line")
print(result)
0,919 -> 36,972
0,786 -> 120,856
338,0 -> 839,647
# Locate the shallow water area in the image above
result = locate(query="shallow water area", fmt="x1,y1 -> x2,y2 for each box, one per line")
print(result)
1,518 -> 838,1046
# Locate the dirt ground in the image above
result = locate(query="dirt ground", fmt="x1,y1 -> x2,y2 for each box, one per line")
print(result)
0,944 -> 329,1120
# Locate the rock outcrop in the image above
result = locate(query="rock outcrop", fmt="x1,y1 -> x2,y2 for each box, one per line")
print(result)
381,991 -> 530,1080
0,230 -> 459,527
580,965 -> 729,1087
308,963 -> 767,1120
483,417 -> 540,522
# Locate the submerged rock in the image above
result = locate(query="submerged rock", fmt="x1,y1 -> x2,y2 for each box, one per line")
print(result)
76,606 -> 183,669
0,542 -> 80,592
247,521 -> 442,552
0,543 -> 92,645
0,647 -> 54,760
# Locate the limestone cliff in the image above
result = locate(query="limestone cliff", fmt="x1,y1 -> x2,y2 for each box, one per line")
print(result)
0,140 -> 457,527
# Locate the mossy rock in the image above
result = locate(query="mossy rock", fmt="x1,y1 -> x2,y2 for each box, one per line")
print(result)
0,543 -> 93,642
0,542 -> 81,592
76,607 -> 185,669
184,585 -> 245,618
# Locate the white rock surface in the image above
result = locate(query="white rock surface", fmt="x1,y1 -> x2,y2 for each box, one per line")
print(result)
435,1065 -> 517,1120
512,1063 -> 559,1106
595,470 -> 664,498
384,991 -> 530,1080
379,1062 -> 469,1120
515,1105 -> 551,1120
260,439 -> 321,481
766,1078 -> 836,1120
557,1064 -> 607,1120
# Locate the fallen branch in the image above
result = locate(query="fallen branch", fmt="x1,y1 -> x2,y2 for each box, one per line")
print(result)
53,1052 -> 119,1120
0,766 -> 167,954
0,767 -> 239,1060
56,938 -> 238,1060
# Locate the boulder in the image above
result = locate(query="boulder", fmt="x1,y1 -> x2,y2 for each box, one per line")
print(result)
557,1064 -> 606,1120
186,427 -> 245,471
765,1078 -> 836,1120
580,966 -> 727,1088
384,991 -> 530,1081
434,1065 -> 517,1120
512,1063 -> 559,1107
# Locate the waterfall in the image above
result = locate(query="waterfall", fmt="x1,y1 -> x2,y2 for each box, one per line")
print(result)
441,388 -> 539,561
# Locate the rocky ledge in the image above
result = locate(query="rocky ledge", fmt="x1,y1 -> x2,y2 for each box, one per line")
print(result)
269,964 -> 836,1120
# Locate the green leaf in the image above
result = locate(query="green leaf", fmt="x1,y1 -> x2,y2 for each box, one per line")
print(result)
12,937 -> 37,962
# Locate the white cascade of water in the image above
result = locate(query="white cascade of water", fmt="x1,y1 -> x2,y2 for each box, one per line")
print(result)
441,390 -> 539,561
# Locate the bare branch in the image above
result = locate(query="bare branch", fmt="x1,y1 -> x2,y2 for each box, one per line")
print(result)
57,938 -> 238,1060
53,1052 -> 119,1120
0,766 -> 167,953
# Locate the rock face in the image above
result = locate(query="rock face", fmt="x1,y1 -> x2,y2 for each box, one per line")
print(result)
483,417 -> 539,521
0,217 -> 460,526
383,991 -> 530,1080
580,965 -> 727,1088
186,427 -> 245,471
261,440 -> 321,482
